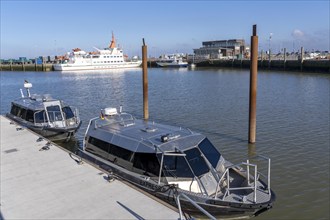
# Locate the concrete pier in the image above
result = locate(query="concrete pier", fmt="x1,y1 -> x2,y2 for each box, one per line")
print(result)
0,115 -> 179,219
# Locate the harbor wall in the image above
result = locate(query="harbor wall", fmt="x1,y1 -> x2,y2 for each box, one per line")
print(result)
0,63 -> 53,72
195,59 -> 330,73
1,60 -> 329,73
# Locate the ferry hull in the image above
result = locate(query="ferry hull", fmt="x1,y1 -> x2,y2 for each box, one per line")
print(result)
53,62 -> 142,71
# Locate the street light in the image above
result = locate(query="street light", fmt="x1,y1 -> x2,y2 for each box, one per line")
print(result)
269,33 -> 273,55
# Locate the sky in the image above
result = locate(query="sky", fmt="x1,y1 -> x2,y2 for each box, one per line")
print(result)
1,0 -> 329,59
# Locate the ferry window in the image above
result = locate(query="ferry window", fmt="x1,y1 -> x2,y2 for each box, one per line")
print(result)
109,144 -> 132,161
185,148 -> 209,177
133,153 -> 160,176
26,110 -> 34,123
46,105 -> 62,122
198,138 -> 220,168
35,111 -> 46,123
163,154 -> 194,178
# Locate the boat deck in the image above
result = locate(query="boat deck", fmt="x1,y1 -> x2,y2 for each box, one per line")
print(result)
0,115 -> 179,219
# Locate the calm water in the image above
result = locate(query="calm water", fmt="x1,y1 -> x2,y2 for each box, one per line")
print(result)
1,68 -> 329,219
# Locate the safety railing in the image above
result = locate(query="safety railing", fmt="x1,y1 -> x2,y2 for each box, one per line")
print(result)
176,192 -> 216,220
214,155 -> 271,203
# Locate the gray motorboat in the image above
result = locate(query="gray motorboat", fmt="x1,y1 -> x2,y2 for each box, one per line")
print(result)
81,106 -> 275,218
6,81 -> 81,142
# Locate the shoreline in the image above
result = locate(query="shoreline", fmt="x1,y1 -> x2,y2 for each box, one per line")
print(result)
0,59 -> 329,73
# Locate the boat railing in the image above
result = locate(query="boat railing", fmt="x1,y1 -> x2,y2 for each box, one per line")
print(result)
215,155 -> 271,203
94,113 -> 135,128
176,192 -> 216,220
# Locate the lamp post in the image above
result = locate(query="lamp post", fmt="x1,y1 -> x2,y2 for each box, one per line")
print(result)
268,33 -> 273,68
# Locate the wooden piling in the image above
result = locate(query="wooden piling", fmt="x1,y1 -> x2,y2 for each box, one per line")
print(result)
142,38 -> 149,120
300,47 -> 304,71
248,25 -> 258,144
283,48 -> 286,70
268,49 -> 271,69
35,58 -> 38,71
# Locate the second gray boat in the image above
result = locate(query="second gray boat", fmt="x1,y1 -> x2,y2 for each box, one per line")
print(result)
81,106 -> 275,218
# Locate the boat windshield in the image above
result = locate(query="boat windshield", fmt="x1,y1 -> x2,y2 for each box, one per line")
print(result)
184,147 -> 210,177
163,154 -> 194,178
162,147 -> 210,178
46,105 -> 63,122
197,138 -> 221,168
62,106 -> 74,119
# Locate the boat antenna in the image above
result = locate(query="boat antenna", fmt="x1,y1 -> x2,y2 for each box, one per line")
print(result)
24,80 -> 32,98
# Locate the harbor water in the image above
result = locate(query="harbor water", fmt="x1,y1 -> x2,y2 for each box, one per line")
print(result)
1,68 -> 329,219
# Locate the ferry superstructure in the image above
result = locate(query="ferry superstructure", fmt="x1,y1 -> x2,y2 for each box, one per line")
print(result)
53,33 -> 142,71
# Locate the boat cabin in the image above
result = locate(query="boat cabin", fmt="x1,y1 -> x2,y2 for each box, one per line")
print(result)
10,94 -> 76,128
84,108 -> 226,195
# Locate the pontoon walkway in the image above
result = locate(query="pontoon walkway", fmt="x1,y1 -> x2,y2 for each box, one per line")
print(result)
0,115 -> 179,219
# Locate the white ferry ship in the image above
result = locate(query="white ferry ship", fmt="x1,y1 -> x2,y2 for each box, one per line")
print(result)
53,33 -> 142,71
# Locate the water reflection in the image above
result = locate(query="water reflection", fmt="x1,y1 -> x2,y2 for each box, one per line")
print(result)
1,69 -> 329,220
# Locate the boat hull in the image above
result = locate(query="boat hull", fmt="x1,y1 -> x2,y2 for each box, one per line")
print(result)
6,114 -> 81,142
53,62 -> 142,71
79,149 -> 275,218
156,62 -> 188,68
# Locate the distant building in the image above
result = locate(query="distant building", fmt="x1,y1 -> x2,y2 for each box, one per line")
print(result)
193,39 -> 246,59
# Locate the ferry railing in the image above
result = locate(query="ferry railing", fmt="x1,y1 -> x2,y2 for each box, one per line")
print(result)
176,192 -> 216,220
215,155 -> 271,203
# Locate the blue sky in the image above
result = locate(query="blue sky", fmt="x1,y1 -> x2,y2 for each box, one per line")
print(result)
1,0 -> 329,59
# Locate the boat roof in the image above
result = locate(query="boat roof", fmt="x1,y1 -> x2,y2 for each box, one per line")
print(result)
12,94 -> 61,111
88,112 -> 206,154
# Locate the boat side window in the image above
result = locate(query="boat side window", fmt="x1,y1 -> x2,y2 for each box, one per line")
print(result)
46,105 -> 62,121
26,110 -> 34,123
34,111 -> 47,123
185,147 -> 210,177
88,137 -> 109,152
198,138 -> 221,168
10,104 -> 20,116
109,144 -> 133,161
19,108 -> 27,120
62,106 -> 74,119
163,154 -> 194,178
133,153 -> 160,176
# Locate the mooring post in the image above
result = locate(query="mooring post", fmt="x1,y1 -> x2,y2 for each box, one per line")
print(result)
283,48 -> 286,70
300,47 -> 304,71
35,58 -> 38,71
268,49 -> 271,69
142,38 -> 149,120
248,25 -> 258,144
